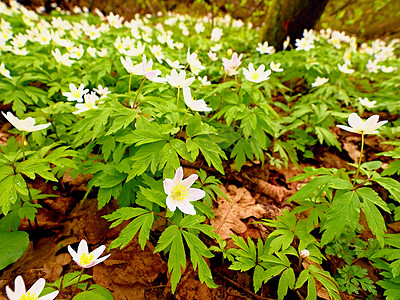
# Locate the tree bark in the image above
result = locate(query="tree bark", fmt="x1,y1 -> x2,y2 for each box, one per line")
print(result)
260,0 -> 330,50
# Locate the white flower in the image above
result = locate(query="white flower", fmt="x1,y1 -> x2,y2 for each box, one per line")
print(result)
73,92 -> 99,114
69,45 -> 84,59
338,63 -> 354,74
270,61 -> 283,72
380,65 -> 394,73
358,97 -> 376,108
51,48 -> 74,66
337,113 -> 387,135
186,48 -> 205,75
311,76 -> 329,87
62,83 -> 88,103
208,51 -> 218,61
211,27 -> 223,42
163,166 -> 206,215
222,52 -> 243,76
0,62 -> 12,78
366,59 -> 379,73
295,37 -> 314,51
68,239 -> 110,268
210,44 -> 221,52
198,76 -> 211,85
93,85 -> 111,98
2,111 -> 51,132
183,87 -> 212,112
166,69 -> 194,89
166,58 -> 184,69
122,55 -> 165,83
149,44 -> 164,63
242,63 -> 271,83
256,41 -> 275,54
6,276 -> 58,300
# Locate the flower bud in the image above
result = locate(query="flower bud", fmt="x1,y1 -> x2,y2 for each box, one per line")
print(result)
227,48 -> 233,56
300,249 -> 310,259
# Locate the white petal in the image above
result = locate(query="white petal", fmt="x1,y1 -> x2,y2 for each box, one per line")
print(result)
187,188 -> 206,201
177,201 -> 196,215
38,290 -> 59,300
163,178 -> 173,195
77,239 -> 89,257
6,286 -> 16,299
337,124 -> 358,133
93,253 -> 111,265
90,245 -> 106,260
13,276 -> 26,298
67,245 -> 79,261
166,195 -> 177,212
181,174 -> 198,189
347,113 -> 363,129
22,117 -> 35,131
31,123 -> 51,132
27,278 -> 45,297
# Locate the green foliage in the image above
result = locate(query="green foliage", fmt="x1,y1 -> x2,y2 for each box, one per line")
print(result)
336,265 -> 377,295
0,231 -> 29,270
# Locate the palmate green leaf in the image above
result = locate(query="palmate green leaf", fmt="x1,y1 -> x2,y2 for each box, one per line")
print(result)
308,265 -> 340,300
186,115 -> 218,137
16,158 -> 57,182
182,231 -> 217,289
231,138 -> 253,171
289,176 -> 331,202
314,126 -> 341,150
277,268 -> 295,300
0,231 -> 29,270
321,191 -> 360,246
273,140 -> 298,168
372,175 -> 400,203
357,187 -> 389,248
192,136 -> 226,174
108,210 -> 154,250
161,229 -> 186,294
105,207 -> 149,227
0,175 -> 19,215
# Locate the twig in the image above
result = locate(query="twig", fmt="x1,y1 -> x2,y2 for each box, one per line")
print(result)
151,211 -> 175,226
217,273 -> 274,300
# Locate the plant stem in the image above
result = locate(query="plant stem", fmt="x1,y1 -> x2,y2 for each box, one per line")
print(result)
176,87 -> 180,111
179,108 -> 189,135
353,133 -> 365,187
128,73 -> 132,94
151,211 -> 175,226
71,267 -> 84,299
21,131 -> 26,161
133,77 -> 146,108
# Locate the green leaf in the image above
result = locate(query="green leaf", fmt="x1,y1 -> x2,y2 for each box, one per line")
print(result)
0,231 -> 29,270
321,191 -> 360,246
372,175 -> 400,203
314,126 -> 341,150
168,231 -> 186,294
192,137 -> 226,174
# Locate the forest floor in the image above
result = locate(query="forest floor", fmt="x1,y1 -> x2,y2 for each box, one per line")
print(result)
0,112 -> 397,300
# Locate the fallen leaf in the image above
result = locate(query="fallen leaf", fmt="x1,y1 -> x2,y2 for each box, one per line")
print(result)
253,178 -> 291,203
211,185 -> 265,239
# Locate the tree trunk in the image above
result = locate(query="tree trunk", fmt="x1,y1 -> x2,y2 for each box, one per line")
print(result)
260,0 -> 330,50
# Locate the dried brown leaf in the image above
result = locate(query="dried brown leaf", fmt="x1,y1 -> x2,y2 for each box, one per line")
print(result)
211,185 -> 265,239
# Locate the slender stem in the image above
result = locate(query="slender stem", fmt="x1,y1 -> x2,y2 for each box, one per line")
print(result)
176,87 -> 180,111
151,211 -> 175,226
223,73 -> 226,83
51,121 -> 59,140
71,267 -> 85,299
133,77 -> 146,108
128,73 -> 132,93
21,131 -> 26,161
353,133 -> 365,187
179,108 -> 190,135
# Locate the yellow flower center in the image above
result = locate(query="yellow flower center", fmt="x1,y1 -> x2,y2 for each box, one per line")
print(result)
79,252 -> 94,266
21,292 -> 38,300
250,72 -> 260,81
172,183 -> 188,202
72,90 -> 81,99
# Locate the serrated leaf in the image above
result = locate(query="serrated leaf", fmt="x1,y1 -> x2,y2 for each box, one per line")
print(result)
321,191 -> 360,246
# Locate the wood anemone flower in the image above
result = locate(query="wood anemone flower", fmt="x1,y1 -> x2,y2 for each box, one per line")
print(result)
163,166 -> 206,215
68,239 -> 110,268
6,276 -> 58,300
337,113 -> 387,135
